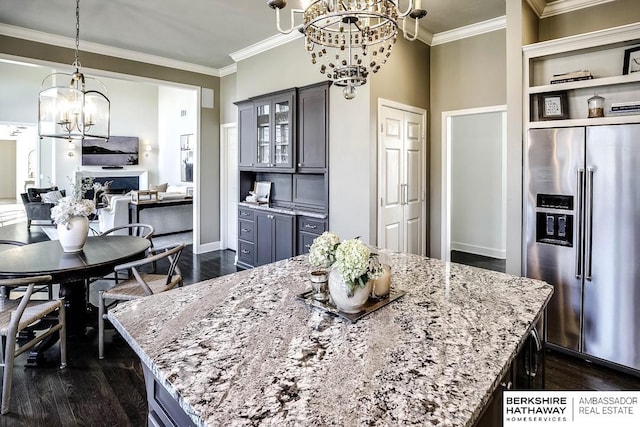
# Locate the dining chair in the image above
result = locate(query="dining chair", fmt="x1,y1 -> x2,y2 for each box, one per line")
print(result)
86,223 -> 155,304
0,241 -> 53,299
0,275 -> 66,414
98,242 -> 184,359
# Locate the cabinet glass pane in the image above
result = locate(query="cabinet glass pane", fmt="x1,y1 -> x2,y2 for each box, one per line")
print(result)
274,101 -> 289,164
256,104 -> 270,164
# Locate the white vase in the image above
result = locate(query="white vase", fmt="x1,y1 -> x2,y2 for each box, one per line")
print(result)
57,216 -> 89,253
328,268 -> 372,314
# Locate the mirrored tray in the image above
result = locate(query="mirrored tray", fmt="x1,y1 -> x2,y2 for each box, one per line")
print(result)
296,288 -> 406,323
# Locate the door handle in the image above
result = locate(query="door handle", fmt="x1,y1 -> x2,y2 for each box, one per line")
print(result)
576,169 -> 584,279
241,228 -> 251,233
585,167 -> 594,281
241,249 -> 250,254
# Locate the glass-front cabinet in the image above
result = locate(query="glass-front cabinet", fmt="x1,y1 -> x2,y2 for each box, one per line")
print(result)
254,90 -> 295,170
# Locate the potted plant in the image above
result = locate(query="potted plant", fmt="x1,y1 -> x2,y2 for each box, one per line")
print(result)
309,232 -> 383,313
50,177 -> 96,252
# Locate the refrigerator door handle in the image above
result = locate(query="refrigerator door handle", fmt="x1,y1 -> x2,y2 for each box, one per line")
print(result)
585,167 -> 595,281
576,168 -> 585,279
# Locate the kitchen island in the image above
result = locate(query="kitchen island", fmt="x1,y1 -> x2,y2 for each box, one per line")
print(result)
108,253 -> 553,426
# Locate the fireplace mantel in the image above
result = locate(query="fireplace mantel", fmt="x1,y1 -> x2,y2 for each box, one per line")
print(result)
75,169 -> 149,190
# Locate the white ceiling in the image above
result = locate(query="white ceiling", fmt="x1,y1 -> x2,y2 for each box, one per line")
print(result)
0,0 -> 509,71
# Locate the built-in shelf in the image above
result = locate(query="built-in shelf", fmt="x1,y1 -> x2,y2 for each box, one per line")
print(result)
528,72 -> 640,95
527,114 -> 640,129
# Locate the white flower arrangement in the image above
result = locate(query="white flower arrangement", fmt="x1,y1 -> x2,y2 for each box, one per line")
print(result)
50,176 -> 96,226
309,232 -> 383,295
308,231 -> 340,267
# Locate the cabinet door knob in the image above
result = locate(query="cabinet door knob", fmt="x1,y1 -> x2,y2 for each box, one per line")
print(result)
241,249 -> 250,254
241,228 -> 251,232
298,163 -> 303,167
304,224 -> 317,229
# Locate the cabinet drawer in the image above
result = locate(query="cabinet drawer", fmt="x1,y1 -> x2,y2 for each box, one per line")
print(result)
238,240 -> 255,266
298,232 -> 318,255
298,216 -> 327,234
238,219 -> 255,242
238,207 -> 255,221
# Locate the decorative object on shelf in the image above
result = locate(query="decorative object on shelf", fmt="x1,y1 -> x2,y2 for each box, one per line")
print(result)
309,232 -> 383,313
622,46 -> 640,75
539,92 -> 569,120
267,0 -> 427,100
245,181 -> 272,204
51,177 -> 95,253
38,0 -> 110,142
587,93 -> 605,118
309,270 -> 328,301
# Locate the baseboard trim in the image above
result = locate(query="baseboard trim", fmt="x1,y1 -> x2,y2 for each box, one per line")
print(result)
451,242 -> 506,259
195,240 -> 222,254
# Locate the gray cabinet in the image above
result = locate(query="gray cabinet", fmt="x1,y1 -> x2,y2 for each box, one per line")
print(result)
236,100 -> 255,169
255,211 -> 294,266
237,90 -> 295,171
297,82 -> 330,173
297,216 -> 327,255
237,207 -> 256,268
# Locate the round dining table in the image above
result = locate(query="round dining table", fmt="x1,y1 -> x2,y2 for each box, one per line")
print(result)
0,235 -> 151,339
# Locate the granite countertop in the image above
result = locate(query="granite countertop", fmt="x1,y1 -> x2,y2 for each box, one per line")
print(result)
108,253 -> 553,427
238,201 -> 327,219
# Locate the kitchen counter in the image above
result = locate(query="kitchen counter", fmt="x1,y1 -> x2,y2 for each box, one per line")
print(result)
238,201 -> 327,219
108,253 -> 553,427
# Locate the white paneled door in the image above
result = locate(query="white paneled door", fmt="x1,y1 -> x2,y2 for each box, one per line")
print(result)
222,124 -> 238,251
378,103 -> 426,255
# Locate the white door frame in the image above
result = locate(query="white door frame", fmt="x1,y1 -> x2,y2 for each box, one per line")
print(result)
220,122 -> 237,251
377,98 -> 427,255
441,105 -> 507,262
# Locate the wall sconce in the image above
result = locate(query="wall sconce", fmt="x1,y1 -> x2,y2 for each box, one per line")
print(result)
67,140 -> 76,157
144,144 -> 152,158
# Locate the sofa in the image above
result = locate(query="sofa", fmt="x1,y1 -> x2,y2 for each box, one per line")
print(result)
20,187 -> 66,229
98,187 -> 192,236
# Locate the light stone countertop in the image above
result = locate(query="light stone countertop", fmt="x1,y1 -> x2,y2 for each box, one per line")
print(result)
238,201 -> 327,219
108,253 -> 553,427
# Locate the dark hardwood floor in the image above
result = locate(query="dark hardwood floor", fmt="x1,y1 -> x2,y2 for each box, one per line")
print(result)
451,250 -> 506,273
0,222 -> 638,425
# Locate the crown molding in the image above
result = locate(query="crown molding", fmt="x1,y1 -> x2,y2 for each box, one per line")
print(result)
522,21 -> 640,58
541,0 -> 615,18
219,63 -> 237,77
0,23 -> 223,77
431,16 -> 506,46
526,0 -> 547,17
230,30 -> 303,63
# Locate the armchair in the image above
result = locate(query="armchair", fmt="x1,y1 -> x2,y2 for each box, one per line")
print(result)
20,187 -> 66,229
98,195 -> 132,234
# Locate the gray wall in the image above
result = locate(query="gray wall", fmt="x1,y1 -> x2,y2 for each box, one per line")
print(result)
220,73 -> 237,125
539,0 -> 640,41
0,35 -> 221,245
429,29 -> 507,258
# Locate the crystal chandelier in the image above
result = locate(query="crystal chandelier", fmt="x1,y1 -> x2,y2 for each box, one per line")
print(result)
268,0 -> 427,99
38,0 -> 110,141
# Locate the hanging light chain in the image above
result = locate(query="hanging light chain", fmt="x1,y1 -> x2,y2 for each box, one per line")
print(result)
74,0 -> 81,69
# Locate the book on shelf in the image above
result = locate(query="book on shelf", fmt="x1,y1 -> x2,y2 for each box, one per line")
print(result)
611,101 -> 640,109
550,75 -> 594,84
552,69 -> 592,78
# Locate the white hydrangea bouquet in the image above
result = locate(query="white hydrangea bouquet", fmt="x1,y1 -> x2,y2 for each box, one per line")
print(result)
51,177 -> 96,226
309,231 -> 383,296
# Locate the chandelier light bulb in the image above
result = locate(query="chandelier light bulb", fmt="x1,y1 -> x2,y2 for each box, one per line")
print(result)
343,84 -> 357,100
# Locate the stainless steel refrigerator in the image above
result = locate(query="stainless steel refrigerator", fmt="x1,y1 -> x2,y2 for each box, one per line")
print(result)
524,124 -> 640,372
